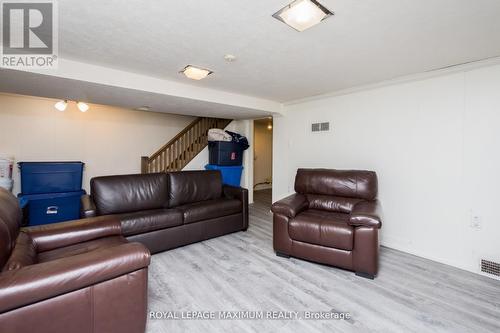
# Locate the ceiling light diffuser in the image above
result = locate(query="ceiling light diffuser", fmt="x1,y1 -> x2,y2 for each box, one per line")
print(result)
136,106 -> 151,112
77,102 -> 89,112
181,65 -> 213,80
224,54 -> 237,62
273,0 -> 333,32
54,100 -> 68,111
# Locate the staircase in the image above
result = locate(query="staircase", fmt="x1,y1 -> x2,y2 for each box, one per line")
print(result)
141,117 -> 232,173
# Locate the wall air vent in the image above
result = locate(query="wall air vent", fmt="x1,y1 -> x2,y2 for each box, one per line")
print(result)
311,122 -> 330,133
480,259 -> 500,279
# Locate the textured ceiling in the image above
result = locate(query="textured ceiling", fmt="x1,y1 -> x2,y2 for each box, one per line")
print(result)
57,0 -> 500,102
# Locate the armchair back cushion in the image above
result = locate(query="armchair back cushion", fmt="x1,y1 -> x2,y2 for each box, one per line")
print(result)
0,188 -> 22,268
307,194 -> 363,214
168,171 -> 222,207
91,173 -> 169,215
295,169 -> 378,200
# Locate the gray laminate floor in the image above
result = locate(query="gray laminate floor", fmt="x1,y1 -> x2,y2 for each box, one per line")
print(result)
146,189 -> 500,333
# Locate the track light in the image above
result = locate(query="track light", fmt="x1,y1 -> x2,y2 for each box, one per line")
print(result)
77,102 -> 89,112
54,100 -> 68,111
55,100 -> 90,112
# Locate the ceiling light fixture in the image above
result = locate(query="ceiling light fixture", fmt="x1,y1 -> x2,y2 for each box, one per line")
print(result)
77,102 -> 90,112
272,0 -> 333,32
181,65 -> 213,80
267,123 -> 273,130
224,54 -> 237,62
54,100 -> 68,111
136,106 -> 152,112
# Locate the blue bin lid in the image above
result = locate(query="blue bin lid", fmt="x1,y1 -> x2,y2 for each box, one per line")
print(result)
18,190 -> 86,201
18,161 -> 84,166
205,164 -> 244,170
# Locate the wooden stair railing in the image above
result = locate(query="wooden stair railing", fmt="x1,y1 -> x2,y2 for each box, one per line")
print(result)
141,117 -> 232,173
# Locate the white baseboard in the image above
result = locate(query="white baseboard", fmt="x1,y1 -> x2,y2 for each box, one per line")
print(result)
381,234 -> 480,276
254,184 -> 272,191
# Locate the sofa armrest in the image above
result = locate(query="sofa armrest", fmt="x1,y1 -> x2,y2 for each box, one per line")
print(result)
271,194 -> 309,219
223,185 -> 249,230
24,216 -> 122,252
223,185 -> 247,202
81,194 -> 97,218
0,242 -> 150,313
349,200 -> 382,228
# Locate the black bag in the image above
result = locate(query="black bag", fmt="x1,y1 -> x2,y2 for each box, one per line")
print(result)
225,131 -> 249,150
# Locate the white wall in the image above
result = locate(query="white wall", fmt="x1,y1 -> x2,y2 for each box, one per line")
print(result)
253,121 -> 273,190
273,63 -> 500,276
0,93 -> 194,194
183,120 -> 254,203
182,146 -> 210,171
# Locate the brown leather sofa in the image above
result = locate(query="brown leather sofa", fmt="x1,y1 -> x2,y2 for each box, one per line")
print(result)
81,170 -> 248,254
0,188 -> 151,333
272,169 -> 382,279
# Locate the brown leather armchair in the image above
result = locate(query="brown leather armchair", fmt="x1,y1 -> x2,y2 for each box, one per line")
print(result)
0,188 -> 151,333
272,169 -> 382,279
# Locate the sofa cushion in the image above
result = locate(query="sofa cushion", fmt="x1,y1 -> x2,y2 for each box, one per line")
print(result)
38,236 -> 128,263
289,210 -> 354,251
91,173 -> 169,215
168,170 -> 223,207
295,169 -> 378,200
307,194 -> 363,214
177,198 -> 241,224
117,209 -> 183,236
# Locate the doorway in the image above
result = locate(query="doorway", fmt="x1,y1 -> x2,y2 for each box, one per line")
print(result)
253,117 -> 273,206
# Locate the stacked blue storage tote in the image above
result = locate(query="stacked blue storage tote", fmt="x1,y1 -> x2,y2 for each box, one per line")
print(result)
205,164 -> 244,187
205,131 -> 248,187
18,162 -> 85,226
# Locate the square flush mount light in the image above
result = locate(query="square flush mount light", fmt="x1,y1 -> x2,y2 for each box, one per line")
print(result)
181,65 -> 213,80
273,0 -> 333,32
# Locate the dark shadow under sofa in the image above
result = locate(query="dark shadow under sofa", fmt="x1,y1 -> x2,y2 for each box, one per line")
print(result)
81,170 -> 249,254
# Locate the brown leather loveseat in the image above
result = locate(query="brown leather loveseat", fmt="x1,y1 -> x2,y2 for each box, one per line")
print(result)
81,170 -> 248,254
0,188 -> 151,333
272,169 -> 382,279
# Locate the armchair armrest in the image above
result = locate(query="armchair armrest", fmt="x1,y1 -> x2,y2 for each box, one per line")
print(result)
81,194 -> 97,218
271,193 -> 309,219
0,242 -> 150,313
24,216 -> 122,252
349,200 -> 382,228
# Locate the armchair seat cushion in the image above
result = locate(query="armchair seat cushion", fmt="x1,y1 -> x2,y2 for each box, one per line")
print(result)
178,199 -> 242,224
289,210 -> 354,251
117,209 -> 183,236
38,236 -> 128,263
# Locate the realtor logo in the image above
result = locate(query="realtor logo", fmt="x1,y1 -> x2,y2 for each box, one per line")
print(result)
1,0 -> 58,69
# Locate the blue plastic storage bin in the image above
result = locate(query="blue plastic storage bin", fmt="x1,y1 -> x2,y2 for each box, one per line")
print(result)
18,162 -> 84,195
205,164 -> 243,187
19,190 -> 85,226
